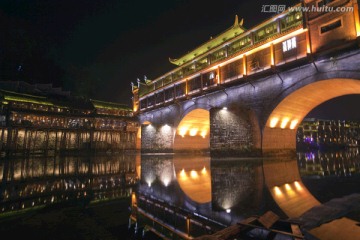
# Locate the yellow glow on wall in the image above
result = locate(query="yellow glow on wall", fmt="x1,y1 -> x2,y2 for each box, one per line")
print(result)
270,43 -> 275,66
280,117 -> 290,129
243,54 -> 247,75
189,128 -> 198,136
270,117 -> 279,128
353,1 -> 360,36
200,130 -> 207,138
174,109 -> 210,151
290,119 -> 298,130
162,178 -> 170,187
180,169 -> 186,177
274,186 -> 282,196
179,127 -> 189,137
285,183 -> 291,191
176,109 -> 209,137
131,192 -> 137,207
190,170 -> 198,179
294,181 -> 302,191
201,167 -> 207,174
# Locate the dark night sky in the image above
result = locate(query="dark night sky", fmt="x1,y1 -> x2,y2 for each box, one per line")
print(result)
0,0 -> 359,119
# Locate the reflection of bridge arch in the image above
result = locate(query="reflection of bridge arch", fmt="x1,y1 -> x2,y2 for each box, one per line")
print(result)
263,79 -> 360,153
173,155 -> 211,204
174,109 -> 210,152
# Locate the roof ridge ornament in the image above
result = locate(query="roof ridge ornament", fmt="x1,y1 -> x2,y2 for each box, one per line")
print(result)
234,15 -> 239,27
234,15 -> 244,27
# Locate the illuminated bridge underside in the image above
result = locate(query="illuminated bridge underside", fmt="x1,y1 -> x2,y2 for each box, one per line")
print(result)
263,79 -> 360,152
174,109 -> 209,151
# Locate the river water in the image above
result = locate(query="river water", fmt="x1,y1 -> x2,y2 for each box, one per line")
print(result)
0,148 -> 360,239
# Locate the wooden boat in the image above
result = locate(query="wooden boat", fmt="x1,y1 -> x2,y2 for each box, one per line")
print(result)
195,211 -> 304,240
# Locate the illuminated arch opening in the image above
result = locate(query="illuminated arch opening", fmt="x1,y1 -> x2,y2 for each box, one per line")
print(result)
174,109 -> 210,151
263,79 -> 360,151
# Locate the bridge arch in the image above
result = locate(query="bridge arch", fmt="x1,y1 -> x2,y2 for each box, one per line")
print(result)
262,78 -> 360,154
173,108 -> 210,152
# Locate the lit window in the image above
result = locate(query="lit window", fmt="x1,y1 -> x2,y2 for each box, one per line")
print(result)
282,37 -> 297,52
209,72 -> 215,79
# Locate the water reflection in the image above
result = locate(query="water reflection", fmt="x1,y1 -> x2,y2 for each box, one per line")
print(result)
0,154 -> 138,213
134,149 -> 360,239
1,149 -> 360,238
298,148 -> 360,177
174,155 -> 211,204
137,154 -> 266,238
298,149 -> 360,203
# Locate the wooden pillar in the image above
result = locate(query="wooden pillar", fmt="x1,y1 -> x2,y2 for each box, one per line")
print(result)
22,129 -> 28,156
243,54 -> 247,76
44,130 -> 49,156
27,131 -> 32,156
5,128 -> 13,158
270,43 -> 275,66
0,127 -> 5,153
54,131 -> 58,155
12,129 -> 19,156
217,66 -> 222,85
32,131 -> 38,154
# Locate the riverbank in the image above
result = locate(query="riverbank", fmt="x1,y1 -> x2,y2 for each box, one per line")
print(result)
0,197 -> 133,240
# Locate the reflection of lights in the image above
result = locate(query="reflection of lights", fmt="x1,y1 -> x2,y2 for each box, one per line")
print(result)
189,128 -> 198,136
290,119 -> 298,129
285,184 -> 291,191
201,167 -> 207,174
270,118 -> 279,128
226,209 -> 231,213
131,192 -> 136,206
294,181 -> 302,191
274,186 -> 282,196
222,107 -> 227,110
162,178 -> 170,187
190,170 -> 198,178
147,182 -> 151,187
280,117 -> 289,129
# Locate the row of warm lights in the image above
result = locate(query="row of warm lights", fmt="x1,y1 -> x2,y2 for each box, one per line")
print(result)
178,127 -> 207,138
179,167 -> 207,179
273,181 -> 303,196
270,117 -> 298,129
